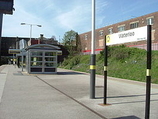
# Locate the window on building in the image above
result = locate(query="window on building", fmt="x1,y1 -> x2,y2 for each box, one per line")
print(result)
146,17 -> 154,25
130,22 -> 139,29
108,28 -> 113,34
118,25 -> 125,32
85,34 -> 88,40
99,30 -> 104,36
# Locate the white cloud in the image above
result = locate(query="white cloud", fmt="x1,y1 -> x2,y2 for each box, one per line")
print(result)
55,1 -> 91,34
2,0 -> 107,38
56,6 -> 84,29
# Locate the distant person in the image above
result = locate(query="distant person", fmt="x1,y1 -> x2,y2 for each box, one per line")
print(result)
8,60 -> 11,65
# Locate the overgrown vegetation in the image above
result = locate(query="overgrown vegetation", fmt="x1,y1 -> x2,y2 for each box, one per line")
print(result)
59,45 -> 158,84
62,30 -> 81,56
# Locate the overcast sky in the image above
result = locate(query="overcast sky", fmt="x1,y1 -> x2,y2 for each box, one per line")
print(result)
2,0 -> 158,41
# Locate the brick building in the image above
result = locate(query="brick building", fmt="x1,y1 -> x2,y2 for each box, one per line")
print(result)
1,34 -> 59,58
79,11 -> 158,54
1,37 -> 29,56
1,36 -> 68,65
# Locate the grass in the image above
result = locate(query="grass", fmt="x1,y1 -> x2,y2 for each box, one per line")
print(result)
59,45 -> 158,84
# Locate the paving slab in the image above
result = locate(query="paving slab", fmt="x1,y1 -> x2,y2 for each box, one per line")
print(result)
0,65 -> 8,103
0,65 -> 158,119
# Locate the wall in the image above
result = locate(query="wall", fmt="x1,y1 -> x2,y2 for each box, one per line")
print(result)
79,11 -> 158,54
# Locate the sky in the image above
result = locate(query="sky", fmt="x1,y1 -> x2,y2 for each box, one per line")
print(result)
2,0 -> 158,42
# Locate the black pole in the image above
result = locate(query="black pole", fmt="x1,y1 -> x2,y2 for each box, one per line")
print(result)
90,54 -> 96,99
103,36 -> 108,104
0,13 -> 3,65
145,25 -> 152,119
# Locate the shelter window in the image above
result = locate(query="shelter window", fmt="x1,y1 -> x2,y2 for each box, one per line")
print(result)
31,51 -> 42,56
45,57 -> 56,61
31,57 -> 42,61
31,62 -> 42,67
45,62 -> 56,67
45,52 -> 56,56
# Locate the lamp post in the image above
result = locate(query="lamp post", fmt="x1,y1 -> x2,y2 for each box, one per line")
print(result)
0,13 -> 3,65
21,23 -> 42,46
90,0 -> 96,99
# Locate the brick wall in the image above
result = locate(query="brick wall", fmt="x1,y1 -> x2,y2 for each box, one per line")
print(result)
79,11 -> 158,54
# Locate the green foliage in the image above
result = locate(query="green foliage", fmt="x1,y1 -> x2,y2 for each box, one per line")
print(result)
100,45 -> 146,62
60,55 -> 81,69
62,30 -> 81,56
59,45 -> 158,84
59,55 -> 90,72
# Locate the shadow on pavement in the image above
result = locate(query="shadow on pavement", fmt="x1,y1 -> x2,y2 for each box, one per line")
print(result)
112,115 -> 141,119
95,93 -> 158,105
96,93 -> 158,99
108,93 -> 158,98
57,71 -> 84,75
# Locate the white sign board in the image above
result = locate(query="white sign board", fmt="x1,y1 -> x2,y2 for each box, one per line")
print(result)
106,26 -> 147,45
9,49 -> 20,54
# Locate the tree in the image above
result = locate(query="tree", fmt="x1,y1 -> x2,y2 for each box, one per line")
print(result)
62,30 -> 81,55
62,30 -> 77,46
39,34 -> 58,44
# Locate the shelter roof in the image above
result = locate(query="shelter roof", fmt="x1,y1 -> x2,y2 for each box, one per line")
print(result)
25,44 -> 60,50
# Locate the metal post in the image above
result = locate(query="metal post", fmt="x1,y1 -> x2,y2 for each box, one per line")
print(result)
21,23 -> 41,46
30,25 -> 32,45
104,36 -> 108,104
0,13 -> 3,65
90,0 -> 96,99
145,25 -> 152,119
21,50 -> 24,72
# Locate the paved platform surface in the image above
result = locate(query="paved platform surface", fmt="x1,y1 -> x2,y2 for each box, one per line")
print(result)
0,65 -> 158,119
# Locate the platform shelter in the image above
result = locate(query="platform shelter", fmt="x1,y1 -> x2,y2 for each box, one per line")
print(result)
24,44 -> 60,74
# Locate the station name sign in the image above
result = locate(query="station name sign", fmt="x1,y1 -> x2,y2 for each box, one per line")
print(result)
118,32 -> 135,38
106,26 -> 147,45
9,49 -> 20,54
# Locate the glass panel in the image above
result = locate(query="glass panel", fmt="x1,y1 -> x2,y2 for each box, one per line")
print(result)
31,51 -> 43,56
45,52 -> 56,56
31,62 -> 42,66
31,57 -> 43,61
44,68 -> 55,72
31,68 -> 42,72
45,57 -> 55,61
45,62 -> 55,67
